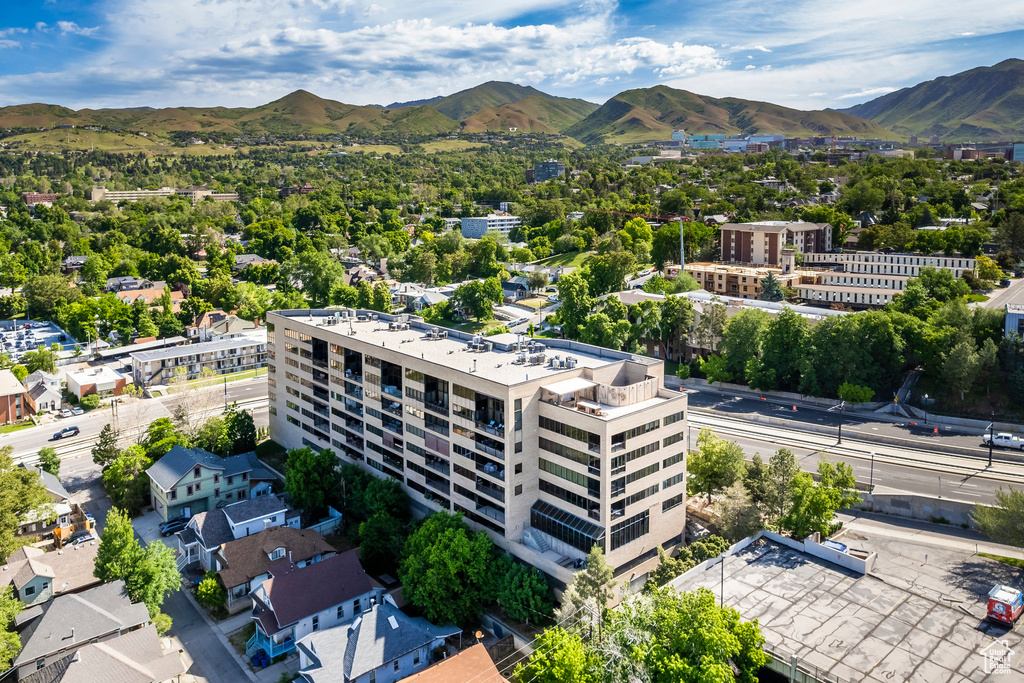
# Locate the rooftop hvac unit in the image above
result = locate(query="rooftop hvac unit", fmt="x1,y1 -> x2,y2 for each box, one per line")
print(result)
484,342 -> 493,352
371,314 -> 379,321
566,357 -> 577,368
440,331 -> 448,339
516,352 -> 527,364
548,357 -> 557,368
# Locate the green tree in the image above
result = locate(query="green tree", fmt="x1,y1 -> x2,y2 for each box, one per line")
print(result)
358,512 -> 408,575
37,447 -> 60,477
281,250 -> 344,305
196,571 -> 227,609
399,512 -> 496,626
371,281 -> 392,313
102,446 -> 153,515
22,274 -> 80,320
570,545 -> 616,610
94,508 -> 141,583
837,382 -> 874,404
129,542 -> 182,617
451,278 -> 502,322
972,487 -> 1024,548
693,297 -> 727,353
356,280 -> 373,309
721,308 -> 770,382
513,627 -> 599,683
0,587 -> 23,670
714,481 -> 763,541
0,446 -> 51,560
557,270 -> 593,339
92,423 -> 121,467
782,461 -> 861,539
22,346 -> 56,374
223,404 -> 257,455
688,428 -> 745,504
699,354 -> 733,385
750,307 -> 806,392
151,613 -> 173,635
943,337 -> 980,402
498,561 -> 553,625
80,393 -> 101,410
284,447 -> 342,521
759,272 -> 785,302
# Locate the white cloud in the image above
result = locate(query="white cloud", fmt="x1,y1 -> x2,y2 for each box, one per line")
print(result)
0,40 -> 19,49
57,21 -> 99,36
34,22 -> 50,32
745,64 -> 756,70
836,86 -> 898,99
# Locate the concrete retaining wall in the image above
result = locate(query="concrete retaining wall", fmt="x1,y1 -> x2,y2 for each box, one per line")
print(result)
857,493 -> 981,529
760,530 -> 877,574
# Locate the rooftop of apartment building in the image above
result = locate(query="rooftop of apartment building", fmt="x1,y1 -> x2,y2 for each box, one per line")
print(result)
128,330 -> 267,363
270,310 -> 673,410
721,221 -> 831,233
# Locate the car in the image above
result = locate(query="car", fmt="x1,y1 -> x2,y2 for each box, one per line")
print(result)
52,426 -> 80,440
59,408 -> 73,418
67,530 -> 94,546
71,407 -> 84,416
546,295 -> 559,303
160,518 -> 190,536
982,432 -> 1024,450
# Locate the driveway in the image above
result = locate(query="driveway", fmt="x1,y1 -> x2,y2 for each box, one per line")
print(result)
133,508 -> 175,549
163,590 -> 253,683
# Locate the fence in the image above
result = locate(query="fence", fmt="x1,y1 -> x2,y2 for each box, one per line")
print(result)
305,505 -> 343,536
764,641 -> 852,683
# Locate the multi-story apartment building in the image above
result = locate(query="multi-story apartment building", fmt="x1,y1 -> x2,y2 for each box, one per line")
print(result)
129,331 -> 267,387
461,214 -> 522,239
267,309 -> 689,588
91,187 -> 176,202
534,159 -> 566,182
802,251 -> 975,277
720,221 -> 832,266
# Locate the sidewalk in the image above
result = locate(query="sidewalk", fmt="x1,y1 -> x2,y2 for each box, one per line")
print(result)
836,510 -> 1024,561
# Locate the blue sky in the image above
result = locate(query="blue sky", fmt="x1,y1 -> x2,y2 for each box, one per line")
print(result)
1,0 -> 1022,110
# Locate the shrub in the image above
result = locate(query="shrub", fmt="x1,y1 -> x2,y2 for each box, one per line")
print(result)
80,393 -> 101,410
152,613 -> 173,635
196,571 -> 226,609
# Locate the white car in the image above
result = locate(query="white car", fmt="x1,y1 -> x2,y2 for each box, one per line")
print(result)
983,432 -> 1024,450
71,407 -> 84,416
59,408 -> 73,418
546,295 -> 559,303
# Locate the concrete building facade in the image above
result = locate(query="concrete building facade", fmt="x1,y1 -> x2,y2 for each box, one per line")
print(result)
534,159 -> 566,182
802,251 -> 975,277
267,309 -> 689,587
129,331 -> 268,387
720,221 -> 833,266
460,214 -> 521,239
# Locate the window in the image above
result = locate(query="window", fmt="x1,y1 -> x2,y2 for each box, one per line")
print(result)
214,474 -> 220,484
515,484 -> 523,496
352,599 -> 360,614
37,659 -> 45,670
214,488 -> 220,498
170,489 -> 177,500
369,671 -> 376,683
514,463 -> 522,475
195,482 -> 201,492
194,466 -> 201,479
414,651 -> 420,666
312,615 -> 319,631
241,473 -> 248,482
187,485 -> 193,496
394,661 -> 400,673
270,548 -> 285,561
227,476 -> 234,485
337,605 -> 344,619
24,585 -> 35,596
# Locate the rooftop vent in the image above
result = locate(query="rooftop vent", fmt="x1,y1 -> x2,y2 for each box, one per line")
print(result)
388,615 -> 399,630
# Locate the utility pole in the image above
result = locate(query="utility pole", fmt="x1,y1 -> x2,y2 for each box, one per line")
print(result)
678,217 -> 686,276
837,400 -> 845,444
988,411 -> 995,466
869,451 -> 875,491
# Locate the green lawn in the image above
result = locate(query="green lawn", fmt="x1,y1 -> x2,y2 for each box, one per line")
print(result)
980,552 -> 1024,570
967,294 -> 990,303
535,251 -> 592,268
456,320 -> 508,335
515,298 -> 548,310
183,368 -> 264,387
0,421 -> 34,435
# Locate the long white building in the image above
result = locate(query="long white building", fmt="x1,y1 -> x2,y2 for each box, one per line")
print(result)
461,214 -> 521,239
267,309 -> 689,587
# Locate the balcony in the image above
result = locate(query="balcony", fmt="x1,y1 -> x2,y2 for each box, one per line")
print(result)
343,369 -> 362,384
343,401 -> 363,418
382,416 -> 403,435
246,632 -> 295,659
312,358 -> 328,369
382,385 -> 403,399
476,503 -> 505,525
424,400 -> 449,416
382,400 -> 403,417
425,456 -> 450,476
475,459 -> 505,481
424,474 -> 450,495
475,418 -> 505,438
345,384 -> 363,400
476,479 -> 505,502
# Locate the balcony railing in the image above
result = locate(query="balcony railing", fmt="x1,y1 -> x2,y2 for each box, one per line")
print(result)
247,633 -> 295,659
476,480 -> 505,502
425,476 -> 450,495
424,400 -> 449,416
425,458 -> 450,476
475,420 -> 505,438
476,503 -> 505,525
382,400 -> 403,417
382,385 -> 403,399
475,442 -> 504,461
475,460 -> 505,481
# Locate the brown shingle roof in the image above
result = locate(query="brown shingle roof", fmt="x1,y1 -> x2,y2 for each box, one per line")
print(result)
400,644 -> 505,683
217,526 -> 335,590
253,550 -> 373,634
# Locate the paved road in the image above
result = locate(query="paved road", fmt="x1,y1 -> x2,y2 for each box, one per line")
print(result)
978,276 -> 1024,310
4,378 -> 270,462
162,579 -> 252,683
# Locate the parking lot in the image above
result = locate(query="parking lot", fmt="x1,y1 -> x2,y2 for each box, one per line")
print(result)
0,320 -> 79,357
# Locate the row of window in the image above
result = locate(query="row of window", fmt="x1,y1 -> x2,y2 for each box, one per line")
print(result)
663,472 -> 685,490
539,478 -> 595,515
610,510 -> 649,551
614,419 -> 661,443
663,431 -> 686,448
610,441 -> 660,474
539,437 -> 600,474
663,410 -> 685,427
662,452 -> 685,468
538,416 -> 600,449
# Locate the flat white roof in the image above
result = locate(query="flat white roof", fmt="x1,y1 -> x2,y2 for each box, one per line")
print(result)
67,366 -> 126,383
542,377 -> 597,395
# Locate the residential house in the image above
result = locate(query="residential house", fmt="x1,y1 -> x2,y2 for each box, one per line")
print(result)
12,580 -> 149,679
20,625 -> 191,683
16,467 -> 91,544
61,256 -> 88,273
391,283 -> 425,310
0,368 -> 28,424
296,595 -> 460,683
65,366 -> 128,400
248,550 -> 385,660
116,287 -> 185,311
215,526 -> 336,612
234,254 -> 275,272
129,330 -> 268,387
398,643 -> 503,683
500,276 -> 531,302
1,543 -> 102,608
104,277 -> 160,293
23,371 -> 61,414
175,494 -> 299,571
187,309 -> 258,343
412,291 -> 449,312
146,446 -> 277,522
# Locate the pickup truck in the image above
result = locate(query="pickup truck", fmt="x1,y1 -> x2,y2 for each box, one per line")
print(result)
982,432 -> 1024,450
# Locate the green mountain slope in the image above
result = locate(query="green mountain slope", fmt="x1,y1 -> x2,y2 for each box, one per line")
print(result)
427,81 -> 548,121
460,94 -> 599,133
837,59 -> 1024,140
0,90 -> 460,137
565,85 -> 896,143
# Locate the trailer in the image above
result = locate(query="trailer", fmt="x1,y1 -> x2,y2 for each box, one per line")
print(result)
987,585 -> 1024,625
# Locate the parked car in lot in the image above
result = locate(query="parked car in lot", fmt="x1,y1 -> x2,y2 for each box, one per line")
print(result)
982,432 -> 1024,450
52,426 -> 80,440
67,530 -> 95,546
159,518 -> 190,536
59,408 -> 73,418
71,407 -> 84,416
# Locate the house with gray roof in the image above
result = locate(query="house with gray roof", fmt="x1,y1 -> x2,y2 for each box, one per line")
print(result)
13,580 -> 149,679
146,445 -> 276,522
296,595 -> 460,683
23,371 -> 61,414
2,542 -> 101,608
247,550 -> 384,661
20,625 -> 190,683
176,494 -> 299,571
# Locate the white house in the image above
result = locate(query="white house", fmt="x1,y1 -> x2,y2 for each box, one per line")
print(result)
176,495 -> 300,571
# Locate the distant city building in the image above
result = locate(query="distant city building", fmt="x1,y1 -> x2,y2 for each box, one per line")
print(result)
129,331 -> 268,387
909,135 -> 919,145
1008,142 -> 1024,161
280,182 -> 321,197
533,159 -> 565,182
91,187 -> 175,202
719,221 -> 832,266
671,130 -> 687,142
460,214 -> 521,238
21,192 -> 58,207
929,134 -> 940,145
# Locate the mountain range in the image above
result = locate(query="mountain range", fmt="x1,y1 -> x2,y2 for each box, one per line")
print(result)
1,60 -> 1021,145
838,58 -> 1024,140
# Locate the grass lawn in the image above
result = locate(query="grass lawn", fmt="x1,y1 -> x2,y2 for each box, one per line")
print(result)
348,144 -> 403,155
515,298 -> 548,310
420,140 -> 487,153
535,251 -> 592,268
455,319 -> 508,335
183,368 -> 265,387
0,421 -> 34,435
967,294 -> 991,302
228,622 -> 256,658
979,553 -> 1024,570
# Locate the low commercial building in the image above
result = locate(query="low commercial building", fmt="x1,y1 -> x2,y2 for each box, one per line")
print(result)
1006,303 -> 1024,338
534,159 -> 566,182
268,309 -> 690,586
91,187 -> 175,203
66,366 -> 129,400
129,331 -> 268,387
461,214 -> 521,239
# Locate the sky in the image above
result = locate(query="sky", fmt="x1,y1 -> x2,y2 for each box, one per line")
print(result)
1,0 -> 1023,111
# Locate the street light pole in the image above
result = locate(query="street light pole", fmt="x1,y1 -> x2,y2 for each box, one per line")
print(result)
837,400 -> 845,444
989,410 -> 995,467
869,451 -> 875,491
